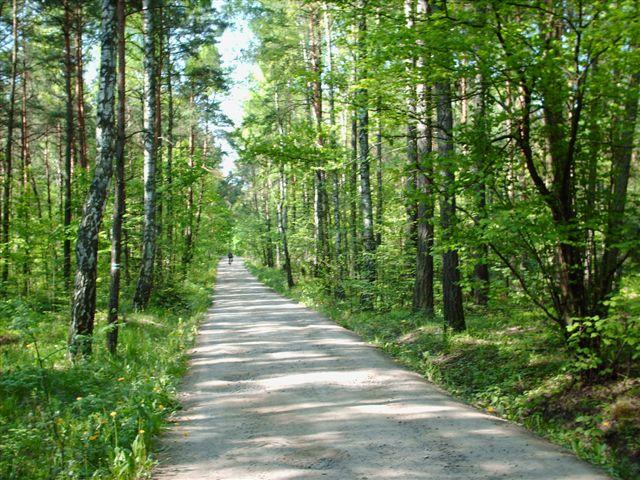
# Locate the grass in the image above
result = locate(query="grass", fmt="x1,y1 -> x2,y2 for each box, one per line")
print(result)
249,262 -> 640,480
0,266 -> 216,479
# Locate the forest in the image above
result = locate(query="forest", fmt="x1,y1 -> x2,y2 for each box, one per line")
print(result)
1,0 -> 639,479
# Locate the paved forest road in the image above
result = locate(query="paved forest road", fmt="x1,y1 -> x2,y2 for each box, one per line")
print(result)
154,258 -> 608,480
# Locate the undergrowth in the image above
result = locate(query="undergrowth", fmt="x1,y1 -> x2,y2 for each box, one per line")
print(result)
249,262 -> 640,480
0,267 -> 216,479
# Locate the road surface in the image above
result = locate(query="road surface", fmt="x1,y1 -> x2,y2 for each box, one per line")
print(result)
154,258 -> 608,480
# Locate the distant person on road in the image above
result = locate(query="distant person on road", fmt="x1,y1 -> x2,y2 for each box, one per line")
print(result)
227,251 -> 234,265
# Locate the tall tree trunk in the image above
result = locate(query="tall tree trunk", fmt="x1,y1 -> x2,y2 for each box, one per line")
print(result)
20,36 -> 32,295
467,72 -> 490,306
375,105 -> 383,248
2,0 -> 18,289
277,165 -> 294,288
69,0 -> 117,357
44,135 -> 53,222
412,0 -> 434,315
107,0 -> 126,355
154,13 -> 164,282
324,6 -> 344,291
62,0 -> 75,289
264,187 -> 275,268
183,103 -> 195,268
356,1 -> 376,301
309,9 -> 329,274
349,112 -> 359,277
165,36 -> 174,272
75,3 -> 88,170
404,0 -> 418,258
133,0 -> 158,309
436,77 -> 465,331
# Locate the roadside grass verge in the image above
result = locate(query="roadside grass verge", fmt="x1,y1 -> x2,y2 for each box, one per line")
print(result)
0,267 -> 216,479
248,263 -> 640,480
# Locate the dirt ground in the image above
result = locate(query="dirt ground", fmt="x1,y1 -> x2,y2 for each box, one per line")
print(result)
154,258 -> 609,480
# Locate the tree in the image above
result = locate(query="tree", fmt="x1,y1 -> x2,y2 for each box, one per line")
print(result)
69,0 -> 117,357
106,0 -> 126,354
133,0 -> 159,310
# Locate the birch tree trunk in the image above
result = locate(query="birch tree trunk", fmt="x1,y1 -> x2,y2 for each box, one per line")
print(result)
69,0 -> 117,357
133,0 -> 158,309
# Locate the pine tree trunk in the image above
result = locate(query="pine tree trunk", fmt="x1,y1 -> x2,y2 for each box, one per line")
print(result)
309,9 -> 329,274
324,7 -> 344,290
472,74 -> 490,306
69,0 -> 117,357
133,0 -> 158,309
165,38 -> 174,272
413,82 -> 435,314
75,4 -> 88,170
20,38 -> 32,295
2,0 -> 18,289
436,77 -> 465,331
107,0 -> 126,355
277,165 -> 294,288
154,15 -> 164,282
62,0 -> 75,289
356,2 -> 376,299
404,0 -> 418,258
349,113 -> 359,277
183,109 -> 195,268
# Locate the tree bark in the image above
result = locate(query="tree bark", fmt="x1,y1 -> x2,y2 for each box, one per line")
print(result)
349,112 -> 359,277
75,3 -> 88,170
165,33 -> 174,272
356,1 -> 376,302
62,0 -> 75,289
404,0 -> 418,257
2,0 -> 18,289
436,76 -> 465,331
183,101 -> 195,268
309,9 -> 329,274
472,74 -> 490,306
412,1 -> 435,315
133,0 -> 158,310
69,0 -> 117,357
107,0 -> 126,355
277,165 -> 294,288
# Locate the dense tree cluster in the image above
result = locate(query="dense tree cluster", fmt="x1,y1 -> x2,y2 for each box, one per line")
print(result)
233,0 -> 640,377
0,0 -> 232,355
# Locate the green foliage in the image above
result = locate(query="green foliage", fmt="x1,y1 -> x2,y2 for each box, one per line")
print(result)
567,275 -> 640,379
0,267 -> 216,479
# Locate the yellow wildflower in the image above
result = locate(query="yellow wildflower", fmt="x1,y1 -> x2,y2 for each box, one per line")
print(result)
110,411 -> 117,417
